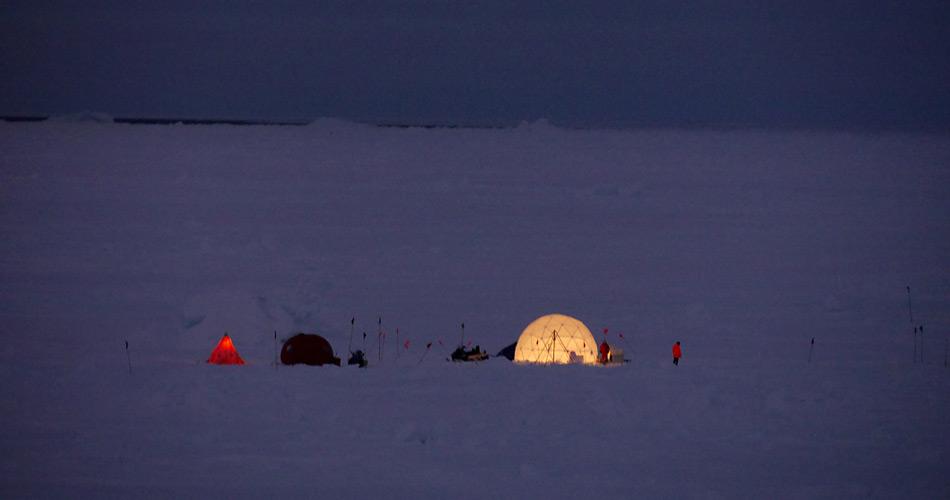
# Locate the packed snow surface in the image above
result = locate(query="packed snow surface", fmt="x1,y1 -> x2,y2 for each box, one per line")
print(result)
1,121 -> 948,498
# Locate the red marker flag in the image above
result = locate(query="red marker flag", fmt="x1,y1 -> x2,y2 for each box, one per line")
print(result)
603,328 -> 609,335
404,339 -> 410,350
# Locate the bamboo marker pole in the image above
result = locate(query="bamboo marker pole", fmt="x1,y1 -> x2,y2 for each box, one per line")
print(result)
908,286 -> 916,363
915,326 -> 919,364
418,342 -> 432,364
943,335 -> 948,368
125,340 -> 132,374
377,316 -> 383,363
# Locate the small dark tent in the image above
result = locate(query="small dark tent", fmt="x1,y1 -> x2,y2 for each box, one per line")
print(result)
281,333 -> 341,366
207,333 -> 246,365
496,342 -> 517,361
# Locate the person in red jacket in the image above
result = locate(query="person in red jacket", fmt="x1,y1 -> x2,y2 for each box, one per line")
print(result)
672,341 -> 682,366
599,339 -> 610,364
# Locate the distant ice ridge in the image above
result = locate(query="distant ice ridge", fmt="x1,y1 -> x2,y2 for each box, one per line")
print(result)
515,117 -> 558,131
305,116 -> 373,130
47,111 -> 115,123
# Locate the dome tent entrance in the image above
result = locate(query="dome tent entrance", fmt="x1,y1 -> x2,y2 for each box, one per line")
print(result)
514,313 -> 598,365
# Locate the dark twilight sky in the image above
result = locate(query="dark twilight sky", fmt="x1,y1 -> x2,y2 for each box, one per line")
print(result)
2,1 -> 949,130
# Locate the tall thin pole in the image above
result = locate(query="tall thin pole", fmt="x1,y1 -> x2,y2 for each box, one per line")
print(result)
944,335 -> 947,368
377,316 -> 383,363
418,342 -> 432,364
125,340 -> 132,374
907,286 -> 914,324
808,337 -> 814,363
908,286 -> 916,364
459,322 -> 465,347
914,326 -> 919,364
348,317 -> 355,354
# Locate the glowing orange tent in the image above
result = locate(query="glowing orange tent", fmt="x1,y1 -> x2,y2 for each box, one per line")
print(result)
207,333 -> 246,365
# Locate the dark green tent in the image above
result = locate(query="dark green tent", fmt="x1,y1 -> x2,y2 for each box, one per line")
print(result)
496,342 -> 516,361
281,333 -> 341,366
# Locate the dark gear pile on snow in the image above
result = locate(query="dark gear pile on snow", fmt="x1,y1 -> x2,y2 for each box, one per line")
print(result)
451,345 -> 489,362
348,350 -> 368,368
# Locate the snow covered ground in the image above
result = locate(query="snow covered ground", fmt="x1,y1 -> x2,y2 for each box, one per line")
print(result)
1,120 -> 948,498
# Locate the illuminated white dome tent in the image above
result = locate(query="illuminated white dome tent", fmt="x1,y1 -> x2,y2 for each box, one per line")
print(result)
514,313 -> 598,365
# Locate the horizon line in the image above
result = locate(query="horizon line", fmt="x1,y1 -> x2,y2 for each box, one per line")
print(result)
2,114 -> 948,135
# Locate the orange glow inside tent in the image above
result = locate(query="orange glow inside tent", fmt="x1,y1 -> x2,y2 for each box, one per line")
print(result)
207,333 -> 246,365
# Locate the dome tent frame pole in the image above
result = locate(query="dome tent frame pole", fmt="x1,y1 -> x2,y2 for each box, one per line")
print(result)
531,316 -> 558,363
531,320 -> 578,364
555,330 -> 573,361
532,331 -> 554,364
517,314 -> 598,365
551,327 -> 575,363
